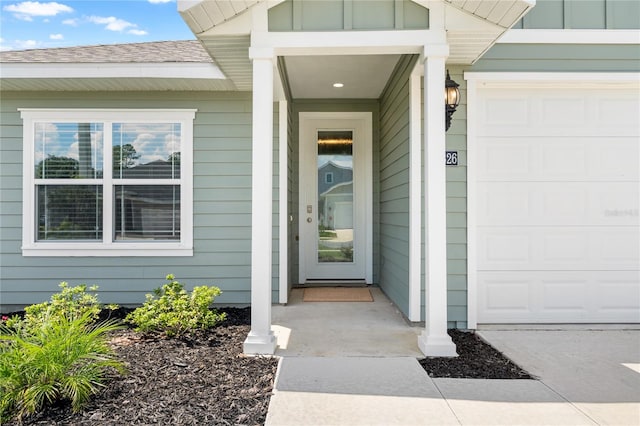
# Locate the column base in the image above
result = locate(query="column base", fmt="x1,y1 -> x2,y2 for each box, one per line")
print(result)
418,331 -> 458,357
243,330 -> 277,355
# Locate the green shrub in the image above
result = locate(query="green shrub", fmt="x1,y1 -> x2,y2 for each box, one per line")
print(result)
125,274 -> 226,337
0,312 -> 125,423
21,282 -> 113,332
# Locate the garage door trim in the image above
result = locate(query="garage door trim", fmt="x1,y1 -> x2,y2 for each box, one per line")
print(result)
465,72 -> 640,329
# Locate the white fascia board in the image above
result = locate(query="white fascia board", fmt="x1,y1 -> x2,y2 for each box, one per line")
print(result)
464,72 -> 640,89
0,62 -> 226,80
255,30 -> 445,56
498,29 -> 640,44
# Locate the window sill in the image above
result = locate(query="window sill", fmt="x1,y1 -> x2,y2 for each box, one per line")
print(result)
22,243 -> 193,257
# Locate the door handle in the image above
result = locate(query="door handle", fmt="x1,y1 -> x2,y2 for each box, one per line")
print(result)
307,217 -> 312,223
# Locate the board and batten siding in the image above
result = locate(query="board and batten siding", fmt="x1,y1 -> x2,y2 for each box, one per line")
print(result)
513,0 -> 640,29
268,0 -> 428,32
0,91 -> 281,310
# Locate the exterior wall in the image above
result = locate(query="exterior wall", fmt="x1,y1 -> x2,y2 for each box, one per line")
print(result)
378,55 -> 414,315
291,100 -> 380,284
472,44 -> 640,72
269,0 -> 428,31
513,0 -> 640,29
0,90 -> 281,310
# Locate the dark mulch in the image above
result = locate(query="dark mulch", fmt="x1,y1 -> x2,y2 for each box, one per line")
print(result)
3,308 -> 279,426
2,309 -> 533,425
419,329 -> 533,379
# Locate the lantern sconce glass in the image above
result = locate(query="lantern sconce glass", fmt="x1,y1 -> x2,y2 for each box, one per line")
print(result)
445,70 -> 460,131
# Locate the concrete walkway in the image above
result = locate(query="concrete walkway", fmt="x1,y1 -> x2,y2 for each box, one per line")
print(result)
266,289 -> 640,425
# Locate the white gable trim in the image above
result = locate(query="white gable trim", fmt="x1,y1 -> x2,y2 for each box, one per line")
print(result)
499,29 -> 640,44
253,30 -> 446,56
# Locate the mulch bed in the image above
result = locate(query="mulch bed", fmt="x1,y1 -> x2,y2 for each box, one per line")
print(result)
2,309 -> 533,425
419,329 -> 533,379
4,308 -> 279,426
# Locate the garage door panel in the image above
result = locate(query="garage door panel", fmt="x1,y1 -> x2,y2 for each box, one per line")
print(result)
479,137 -> 638,181
478,182 -> 638,226
479,271 -> 640,323
478,89 -> 640,137
479,226 -> 639,271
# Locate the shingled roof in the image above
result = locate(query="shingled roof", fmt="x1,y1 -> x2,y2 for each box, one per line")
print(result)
0,40 -> 212,63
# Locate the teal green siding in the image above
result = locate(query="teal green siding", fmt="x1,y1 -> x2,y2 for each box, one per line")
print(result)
473,44 -> 640,72
378,55 -> 415,316
0,91 -> 281,310
514,0 -> 640,29
268,0 -> 428,31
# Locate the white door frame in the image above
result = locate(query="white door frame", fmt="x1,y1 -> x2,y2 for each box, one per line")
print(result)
298,111 -> 373,284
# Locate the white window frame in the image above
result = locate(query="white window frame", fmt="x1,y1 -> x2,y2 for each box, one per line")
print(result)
20,108 -> 196,257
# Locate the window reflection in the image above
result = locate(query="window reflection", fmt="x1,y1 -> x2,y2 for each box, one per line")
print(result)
317,130 -> 354,263
112,123 -> 181,179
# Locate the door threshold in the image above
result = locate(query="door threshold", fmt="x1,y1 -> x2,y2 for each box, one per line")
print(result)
295,280 -> 370,288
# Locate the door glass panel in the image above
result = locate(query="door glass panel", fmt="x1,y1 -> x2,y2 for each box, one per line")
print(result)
317,130 -> 354,263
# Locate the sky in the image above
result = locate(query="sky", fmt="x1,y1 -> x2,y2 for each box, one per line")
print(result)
0,0 -> 196,51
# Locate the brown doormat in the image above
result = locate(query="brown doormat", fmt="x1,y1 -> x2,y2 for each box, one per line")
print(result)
303,287 -> 373,302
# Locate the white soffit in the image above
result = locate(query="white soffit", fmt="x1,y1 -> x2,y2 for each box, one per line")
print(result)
443,0 -> 535,28
0,63 -> 232,91
178,0 -> 266,34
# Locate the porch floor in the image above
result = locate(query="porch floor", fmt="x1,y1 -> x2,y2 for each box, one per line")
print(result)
271,287 -> 423,357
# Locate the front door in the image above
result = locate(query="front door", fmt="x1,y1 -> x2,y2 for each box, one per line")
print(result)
299,112 -> 372,283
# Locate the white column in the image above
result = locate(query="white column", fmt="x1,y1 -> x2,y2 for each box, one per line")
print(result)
244,47 -> 277,355
417,50 -> 458,357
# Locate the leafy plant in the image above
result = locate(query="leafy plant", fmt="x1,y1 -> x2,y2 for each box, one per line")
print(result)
125,274 -> 226,337
21,282 -> 109,332
0,312 -> 124,423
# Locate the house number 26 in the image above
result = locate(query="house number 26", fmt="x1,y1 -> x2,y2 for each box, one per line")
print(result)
445,151 -> 458,166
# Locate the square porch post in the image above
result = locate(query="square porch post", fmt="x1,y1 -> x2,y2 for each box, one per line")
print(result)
244,47 -> 277,355
417,50 -> 458,357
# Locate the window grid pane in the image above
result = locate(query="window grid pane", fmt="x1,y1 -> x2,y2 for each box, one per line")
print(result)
34,122 -> 103,179
113,123 -> 181,179
114,185 -> 180,241
36,185 -> 103,240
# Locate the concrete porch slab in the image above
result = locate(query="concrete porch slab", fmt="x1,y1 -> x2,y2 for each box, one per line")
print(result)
271,287 -> 423,357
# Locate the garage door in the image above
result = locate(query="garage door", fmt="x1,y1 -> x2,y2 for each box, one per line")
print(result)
474,85 -> 640,323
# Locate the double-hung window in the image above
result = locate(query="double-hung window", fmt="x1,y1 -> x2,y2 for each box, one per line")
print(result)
20,109 -> 196,256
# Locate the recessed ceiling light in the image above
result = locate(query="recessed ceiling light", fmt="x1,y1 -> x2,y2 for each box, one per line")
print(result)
333,83 -> 344,88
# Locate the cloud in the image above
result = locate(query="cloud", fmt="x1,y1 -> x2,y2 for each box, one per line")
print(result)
49,33 -> 63,40
148,0 -> 173,3
128,29 -> 148,36
62,18 -> 77,26
3,1 -> 73,21
88,15 -> 136,32
16,39 -> 40,49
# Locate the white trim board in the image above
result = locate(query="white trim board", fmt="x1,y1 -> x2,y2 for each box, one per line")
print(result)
2,63 -> 226,80
498,29 -> 640,44
465,72 -> 640,89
